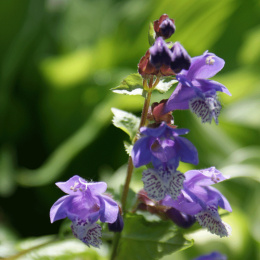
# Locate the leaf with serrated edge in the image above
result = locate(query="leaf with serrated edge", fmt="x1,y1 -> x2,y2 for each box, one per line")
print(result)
124,141 -> 133,156
112,108 -> 140,140
155,79 -> 178,94
112,73 -> 144,96
117,214 -> 193,260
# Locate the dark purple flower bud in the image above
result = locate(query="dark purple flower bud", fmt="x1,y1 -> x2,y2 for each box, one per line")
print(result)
108,211 -> 124,232
166,207 -> 196,228
159,18 -> 176,39
170,42 -> 191,73
154,14 -> 175,39
150,37 -> 172,69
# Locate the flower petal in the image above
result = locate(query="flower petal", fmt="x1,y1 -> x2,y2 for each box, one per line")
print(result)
140,123 -> 167,137
87,182 -> 107,195
98,195 -> 119,223
186,52 -> 225,80
192,79 -> 231,96
189,95 -> 221,124
184,167 -> 229,188
56,175 -> 86,195
65,191 -> 100,221
196,207 -> 232,237
164,83 -> 196,112
206,187 -> 232,212
150,138 -> 176,163
131,136 -> 153,167
142,168 -> 167,201
50,195 -> 71,223
71,219 -> 102,248
161,194 -> 203,215
175,136 -> 199,165
167,171 -> 185,200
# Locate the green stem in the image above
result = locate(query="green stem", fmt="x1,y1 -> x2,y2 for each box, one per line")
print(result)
110,232 -> 121,260
110,77 -> 157,260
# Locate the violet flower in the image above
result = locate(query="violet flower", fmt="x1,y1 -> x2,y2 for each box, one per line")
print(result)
131,122 -> 198,170
193,251 -> 227,260
162,167 -> 232,237
149,37 -> 172,68
50,175 -> 120,247
164,52 -> 231,124
149,38 -> 191,74
170,42 -> 191,73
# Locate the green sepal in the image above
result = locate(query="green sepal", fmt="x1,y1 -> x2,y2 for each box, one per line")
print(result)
117,213 -> 194,260
148,22 -> 156,46
154,77 -> 178,94
111,73 -> 144,96
111,108 -> 140,140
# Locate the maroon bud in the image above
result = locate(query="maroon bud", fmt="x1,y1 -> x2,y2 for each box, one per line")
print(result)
138,50 -> 158,76
151,100 -> 174,125
154,14 -> 175,39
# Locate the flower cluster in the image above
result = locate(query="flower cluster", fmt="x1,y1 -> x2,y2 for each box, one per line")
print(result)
132,14 -> 232,237
49,13 -> 233,253
50,175 -> 123,247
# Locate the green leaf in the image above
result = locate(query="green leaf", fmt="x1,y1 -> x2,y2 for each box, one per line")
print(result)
111,108 -> 140,140
9,237 -> 106,260
148,22 -> 156,46
0,223 -> 19,258
111,73 -> 144,96
117,214 -> 193,260
154,78 -> 178,94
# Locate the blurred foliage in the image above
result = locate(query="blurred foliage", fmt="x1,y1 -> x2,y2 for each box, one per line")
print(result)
0,0 -> 260,259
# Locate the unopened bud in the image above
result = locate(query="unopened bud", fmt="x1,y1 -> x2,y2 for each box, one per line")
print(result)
170,42 -> 191,73
166,207 -> 196,228
108,211 -> 124,232
154,14 -> 175,39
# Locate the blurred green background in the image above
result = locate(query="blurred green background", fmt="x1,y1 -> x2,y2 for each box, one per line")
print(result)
0,0 -> 260,259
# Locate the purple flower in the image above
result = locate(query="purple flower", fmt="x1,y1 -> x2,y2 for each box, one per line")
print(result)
193,251 -> 227,260
170,42 -> 191,73
50,175 -> 120,247
131,122 -> 198,170
150,37 -> 172,68
164,52 -> 231,124
162,167 -> 232,237
149,38 -> 191,74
